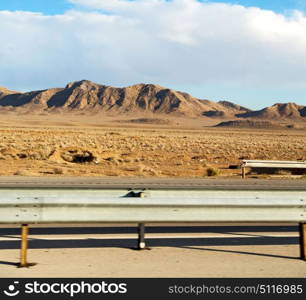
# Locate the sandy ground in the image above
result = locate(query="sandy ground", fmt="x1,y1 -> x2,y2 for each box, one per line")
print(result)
0,224 -> 305,278
2,246 -> 305,278
0,116 -> 305,178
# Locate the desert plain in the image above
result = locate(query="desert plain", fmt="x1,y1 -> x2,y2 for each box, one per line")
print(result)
0,114 -> 305,178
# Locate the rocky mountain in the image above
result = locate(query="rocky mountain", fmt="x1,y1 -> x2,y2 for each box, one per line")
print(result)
0,81 -> 305,121
237,103 -> 306,120
0,80 -> 249,117
218,101 -> 251,112
0,87 -> 17,96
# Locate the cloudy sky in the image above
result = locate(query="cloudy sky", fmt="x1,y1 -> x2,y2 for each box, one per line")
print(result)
0,0 -> 306,109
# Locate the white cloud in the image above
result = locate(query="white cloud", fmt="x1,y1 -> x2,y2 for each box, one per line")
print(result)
0,0 -> 306,94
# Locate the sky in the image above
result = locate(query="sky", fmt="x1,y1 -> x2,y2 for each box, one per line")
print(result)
0,0 -> 306,109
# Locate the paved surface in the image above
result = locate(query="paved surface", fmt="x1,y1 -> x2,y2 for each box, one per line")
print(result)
0,176 -> 306,190
0,223 -> 305,278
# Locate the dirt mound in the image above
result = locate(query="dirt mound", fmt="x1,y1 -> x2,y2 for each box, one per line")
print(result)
49,147 -> 98,164
121,118 -> 172,125
215,120 -> 284,129
237,103 -> 306,120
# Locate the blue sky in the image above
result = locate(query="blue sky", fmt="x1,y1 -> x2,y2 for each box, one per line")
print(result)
205,1 -> 306,14
0,0 -> 304,15
0,0 -> 73,15
0,0 -> 305,109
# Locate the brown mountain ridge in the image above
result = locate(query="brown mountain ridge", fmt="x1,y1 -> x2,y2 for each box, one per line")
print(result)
237,103 -> 306,120
0,80 -> 249,117
0,80 -> 305,121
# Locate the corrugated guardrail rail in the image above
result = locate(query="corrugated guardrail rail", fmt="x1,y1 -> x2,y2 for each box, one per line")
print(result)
0,177 -> 305,267
241,160 -> 306,178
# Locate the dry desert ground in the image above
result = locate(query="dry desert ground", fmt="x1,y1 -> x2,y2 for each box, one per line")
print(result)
0,115 -> 305,178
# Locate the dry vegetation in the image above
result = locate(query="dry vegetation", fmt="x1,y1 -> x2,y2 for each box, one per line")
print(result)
0,117 -> 305,178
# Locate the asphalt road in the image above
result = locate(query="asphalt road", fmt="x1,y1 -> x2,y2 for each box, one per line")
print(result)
0,176 -> 306,190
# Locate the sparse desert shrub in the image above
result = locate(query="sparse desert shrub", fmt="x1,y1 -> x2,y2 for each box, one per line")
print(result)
206,167 -> 220,177
105,156 -> 117,162
17,153 -> 27,159
108,132 -> 121,136
250,175 -> 270,179
143,167 -> 158,176
53,167 -> 66,175
104,170 -> 120,176
14,170 -> 36,176
123,165 -> 144,172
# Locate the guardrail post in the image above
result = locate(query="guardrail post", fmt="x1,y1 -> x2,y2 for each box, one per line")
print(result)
137,223 -> 146,250
242,167 -> 246,179
20,224 -> 29,267
299,223 -> 306,260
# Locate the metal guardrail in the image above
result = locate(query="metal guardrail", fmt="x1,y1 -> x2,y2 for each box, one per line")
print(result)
241,160 -> 306,178
0,187 -> 305,266
0,189 -> 305,223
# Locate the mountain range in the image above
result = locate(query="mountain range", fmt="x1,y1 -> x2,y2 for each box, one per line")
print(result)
0,80 -> 305,121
